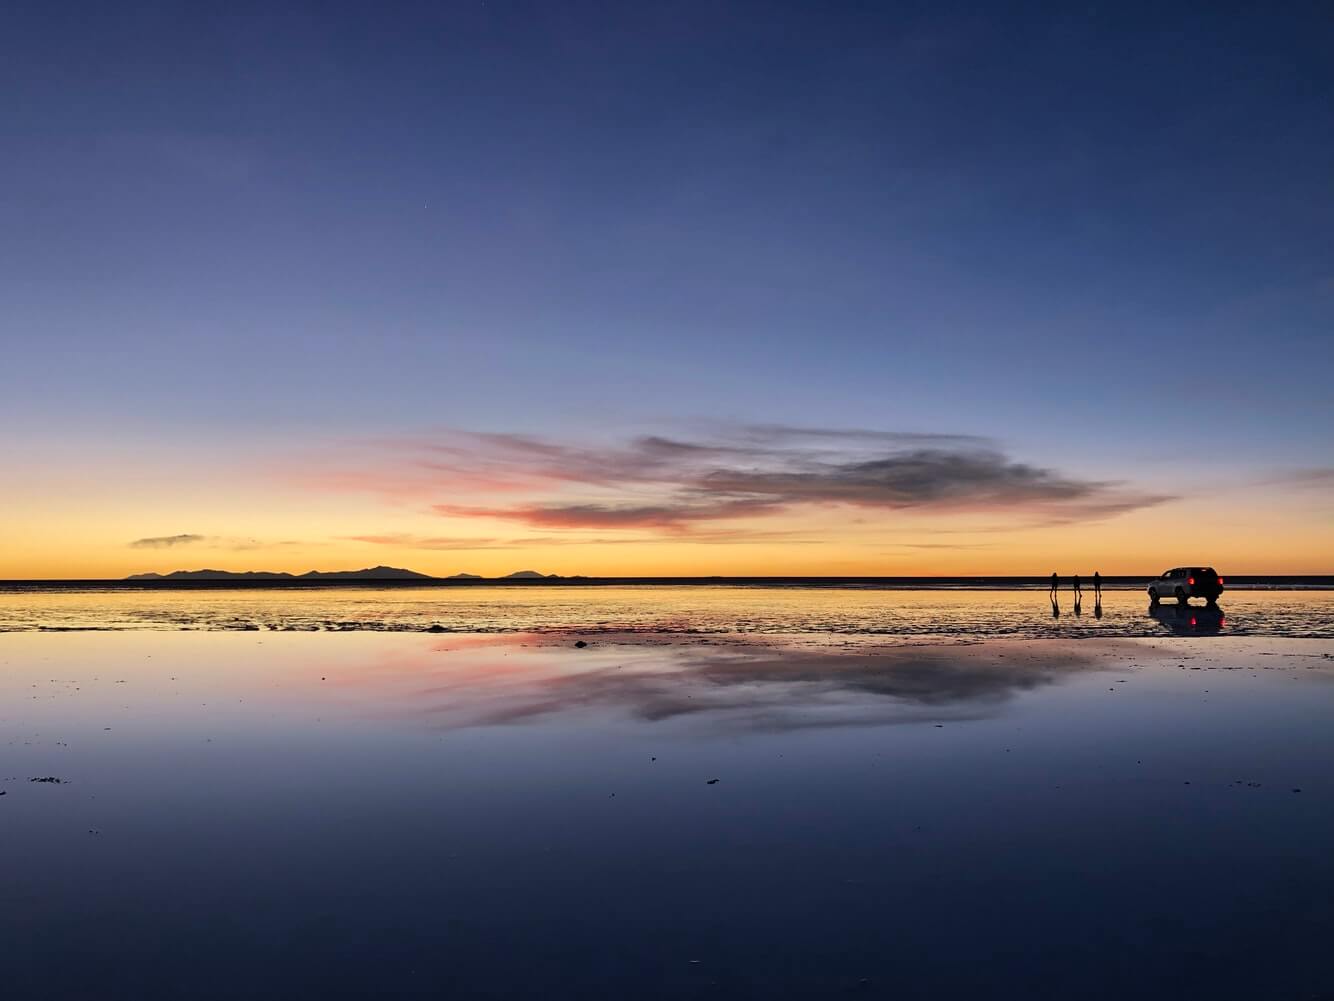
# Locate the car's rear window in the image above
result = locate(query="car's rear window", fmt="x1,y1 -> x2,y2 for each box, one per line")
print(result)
1192,567 -> 1218,578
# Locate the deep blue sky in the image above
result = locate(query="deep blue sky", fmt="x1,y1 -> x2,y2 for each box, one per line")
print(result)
3,1 -> 1332,476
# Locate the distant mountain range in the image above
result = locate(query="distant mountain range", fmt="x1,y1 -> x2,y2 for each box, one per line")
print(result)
126,565 -> 431,581
125,566 -> 551,581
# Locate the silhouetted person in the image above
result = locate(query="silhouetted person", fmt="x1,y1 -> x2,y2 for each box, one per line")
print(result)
1093,571 -> 1102,599
1050,572 -> 1058,599
1073,574 -> 1082,600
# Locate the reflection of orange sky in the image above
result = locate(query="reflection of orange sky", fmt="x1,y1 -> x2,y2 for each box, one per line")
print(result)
3,437 -> 1331,577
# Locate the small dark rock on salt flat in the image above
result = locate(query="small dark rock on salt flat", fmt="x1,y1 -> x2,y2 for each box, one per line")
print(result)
706,778 -> 720,785
574,640 -> 587,648
30,777 -> 65,784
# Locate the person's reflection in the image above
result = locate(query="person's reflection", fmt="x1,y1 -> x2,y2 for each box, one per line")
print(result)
1094,596 -> 1103,619
1050,594 -> 1060,618
1073,593 -> 1082,616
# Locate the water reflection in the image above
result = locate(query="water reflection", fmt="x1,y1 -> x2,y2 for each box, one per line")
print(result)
1148,602 -> 1226,635
5,631 -> 1334,1001
402,641 -> 1110,733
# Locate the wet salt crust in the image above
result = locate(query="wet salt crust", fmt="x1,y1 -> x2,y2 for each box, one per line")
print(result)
3,585 -> 1332,638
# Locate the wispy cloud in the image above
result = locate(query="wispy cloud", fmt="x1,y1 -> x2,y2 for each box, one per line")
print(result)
1268,468 -> 1334,488
129,534 -> 207,549
343,528 -> 822,549
880,542 -> 996,551
290,424 -> 1167,537
128,535 -> 305,551
340,534 -> 504,551
433,497 -> 782,531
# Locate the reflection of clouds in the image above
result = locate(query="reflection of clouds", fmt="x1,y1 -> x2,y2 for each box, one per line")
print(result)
401,642 -> 1106,733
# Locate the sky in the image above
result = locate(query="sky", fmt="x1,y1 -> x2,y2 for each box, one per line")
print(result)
2,1 -> 1332,578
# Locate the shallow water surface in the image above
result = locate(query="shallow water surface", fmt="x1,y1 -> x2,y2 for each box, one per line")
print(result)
3,585 -> 1333,637
3,630 -> 1334,999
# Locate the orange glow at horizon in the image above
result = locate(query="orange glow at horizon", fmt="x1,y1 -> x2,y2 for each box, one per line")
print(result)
4,491 -> 1331,579
3,431 -> 1330,579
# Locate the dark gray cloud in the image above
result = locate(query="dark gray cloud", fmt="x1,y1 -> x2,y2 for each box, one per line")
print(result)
699,449 -> 1097,507
417,426 -> 1166,530
434,497 -> 783,531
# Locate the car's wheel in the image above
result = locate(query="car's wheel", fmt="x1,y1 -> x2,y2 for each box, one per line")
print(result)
1175,587 -> 1187,604
1148,588 -> 1159,604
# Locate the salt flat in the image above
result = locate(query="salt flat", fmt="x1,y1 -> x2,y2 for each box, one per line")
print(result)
3,627 -> 1333,1000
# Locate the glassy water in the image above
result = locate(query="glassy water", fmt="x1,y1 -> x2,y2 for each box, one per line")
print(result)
2,584 -> 1333,637
3,628 -> 1334,999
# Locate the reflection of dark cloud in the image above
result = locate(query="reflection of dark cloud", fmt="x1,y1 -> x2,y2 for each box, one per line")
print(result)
416,644 -> 1106,733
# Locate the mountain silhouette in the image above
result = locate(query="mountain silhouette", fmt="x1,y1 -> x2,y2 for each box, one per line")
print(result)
504,570 -> 548,579
127,565 -> 431,581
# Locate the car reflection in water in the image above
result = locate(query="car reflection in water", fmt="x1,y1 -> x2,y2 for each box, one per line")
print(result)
1148,601 -> 1226,635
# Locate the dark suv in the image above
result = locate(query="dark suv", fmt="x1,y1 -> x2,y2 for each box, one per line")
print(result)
1148,567 -> 1224,605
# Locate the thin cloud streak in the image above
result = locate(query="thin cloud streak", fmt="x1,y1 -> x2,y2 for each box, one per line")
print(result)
129,534 -> 206,549
1266,468 -> 1334,488
128,535 -> 306,551
340,534 -> 505,551
343,528 -> 824,549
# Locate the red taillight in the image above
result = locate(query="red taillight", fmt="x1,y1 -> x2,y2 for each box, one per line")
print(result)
1188,577 -> 1195,585
1218,577 -> 1224,585
1190,617 -> 1197,626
